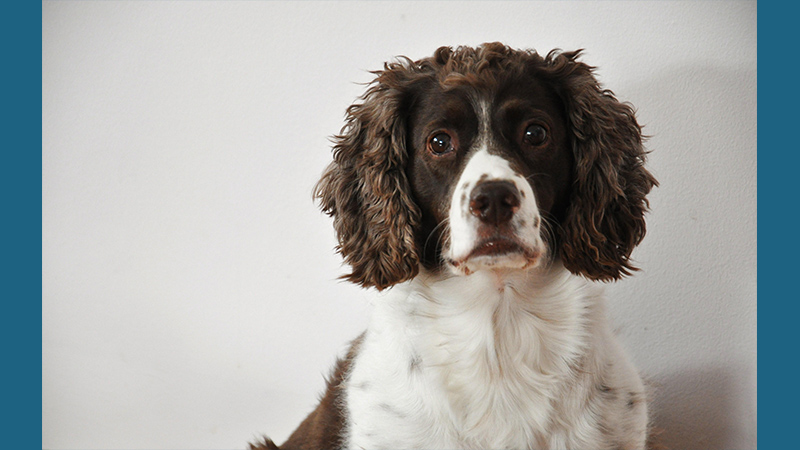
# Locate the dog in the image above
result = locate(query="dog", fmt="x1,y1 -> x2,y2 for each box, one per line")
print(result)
250,42 -> 658,450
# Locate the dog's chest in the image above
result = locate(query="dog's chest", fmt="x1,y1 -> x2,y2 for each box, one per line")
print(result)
342,271 -> 592,449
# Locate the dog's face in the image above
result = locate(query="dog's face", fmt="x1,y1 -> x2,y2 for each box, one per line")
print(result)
406,74 -> 574,275
315,43 -> 657,289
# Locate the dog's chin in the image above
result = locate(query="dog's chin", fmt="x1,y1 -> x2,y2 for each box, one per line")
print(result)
448,238 -> 542,275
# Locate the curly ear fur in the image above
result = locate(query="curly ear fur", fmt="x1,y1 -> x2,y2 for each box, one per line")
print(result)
545,50 -> 658,281
314,62 -> 423,290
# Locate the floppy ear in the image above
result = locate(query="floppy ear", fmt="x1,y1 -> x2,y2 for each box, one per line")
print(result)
314,63 -> 422,290
550,51 -> 658,281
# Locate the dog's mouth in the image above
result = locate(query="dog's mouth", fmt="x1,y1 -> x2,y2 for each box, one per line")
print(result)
467,237 -> 527,259
448,237 -> 541,274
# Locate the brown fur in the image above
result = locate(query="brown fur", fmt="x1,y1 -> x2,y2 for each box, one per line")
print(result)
546,53 -> 659,280
249,335 -> 363,450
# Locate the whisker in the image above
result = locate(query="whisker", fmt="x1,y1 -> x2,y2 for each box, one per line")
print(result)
537,212 -> 563,270
525,172 -> 553,183
423,217 -> 450,258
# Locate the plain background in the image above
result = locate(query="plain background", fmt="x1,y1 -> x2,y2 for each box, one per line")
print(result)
42,1 -> 757,449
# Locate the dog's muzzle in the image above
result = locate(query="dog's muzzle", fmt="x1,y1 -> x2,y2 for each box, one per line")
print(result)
446,151 -> 544,274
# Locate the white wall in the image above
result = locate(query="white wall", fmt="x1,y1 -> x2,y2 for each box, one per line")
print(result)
42,1 -> 757,449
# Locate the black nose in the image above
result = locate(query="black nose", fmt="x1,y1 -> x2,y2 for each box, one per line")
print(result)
469,180 -> 521,226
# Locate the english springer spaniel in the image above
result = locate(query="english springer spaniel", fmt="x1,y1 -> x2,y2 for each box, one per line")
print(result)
250,42 -> 658,450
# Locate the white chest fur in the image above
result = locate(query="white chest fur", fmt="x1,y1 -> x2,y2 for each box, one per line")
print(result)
342,264 -> 647,449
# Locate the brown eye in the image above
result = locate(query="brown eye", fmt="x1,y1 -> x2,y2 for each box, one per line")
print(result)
428,132 -> 454,155
523,124 -> 547,147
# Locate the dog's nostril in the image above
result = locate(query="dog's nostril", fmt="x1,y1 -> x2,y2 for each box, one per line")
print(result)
468,180 -> 521,226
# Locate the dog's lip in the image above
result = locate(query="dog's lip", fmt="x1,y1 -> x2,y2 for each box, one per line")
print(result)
446,237 -> 542,272
466,237 -> 531,259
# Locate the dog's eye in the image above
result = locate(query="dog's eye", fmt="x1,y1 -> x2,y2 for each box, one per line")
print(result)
428,132 -> 454,155
523,124 -> 548,147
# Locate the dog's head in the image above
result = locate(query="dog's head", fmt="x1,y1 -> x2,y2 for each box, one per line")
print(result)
315,43 -> 657,290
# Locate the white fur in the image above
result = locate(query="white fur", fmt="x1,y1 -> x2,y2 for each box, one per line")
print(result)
343,264 -> 647,449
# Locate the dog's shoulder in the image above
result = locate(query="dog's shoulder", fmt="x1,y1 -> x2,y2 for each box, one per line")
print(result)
251,335 -> 363,450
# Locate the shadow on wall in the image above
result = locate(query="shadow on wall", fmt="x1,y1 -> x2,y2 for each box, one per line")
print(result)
619,63 -> 757,450
649,366 -> 752,450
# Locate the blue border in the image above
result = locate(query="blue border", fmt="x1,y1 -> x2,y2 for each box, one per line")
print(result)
7,1 -> 42,449
758,2 -> 789,448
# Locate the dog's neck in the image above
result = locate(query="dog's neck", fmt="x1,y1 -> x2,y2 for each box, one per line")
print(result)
349,262 -> 609,447
384,262 -> 599,359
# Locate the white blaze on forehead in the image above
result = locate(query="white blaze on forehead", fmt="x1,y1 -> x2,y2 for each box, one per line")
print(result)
476,97 -> 492,143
